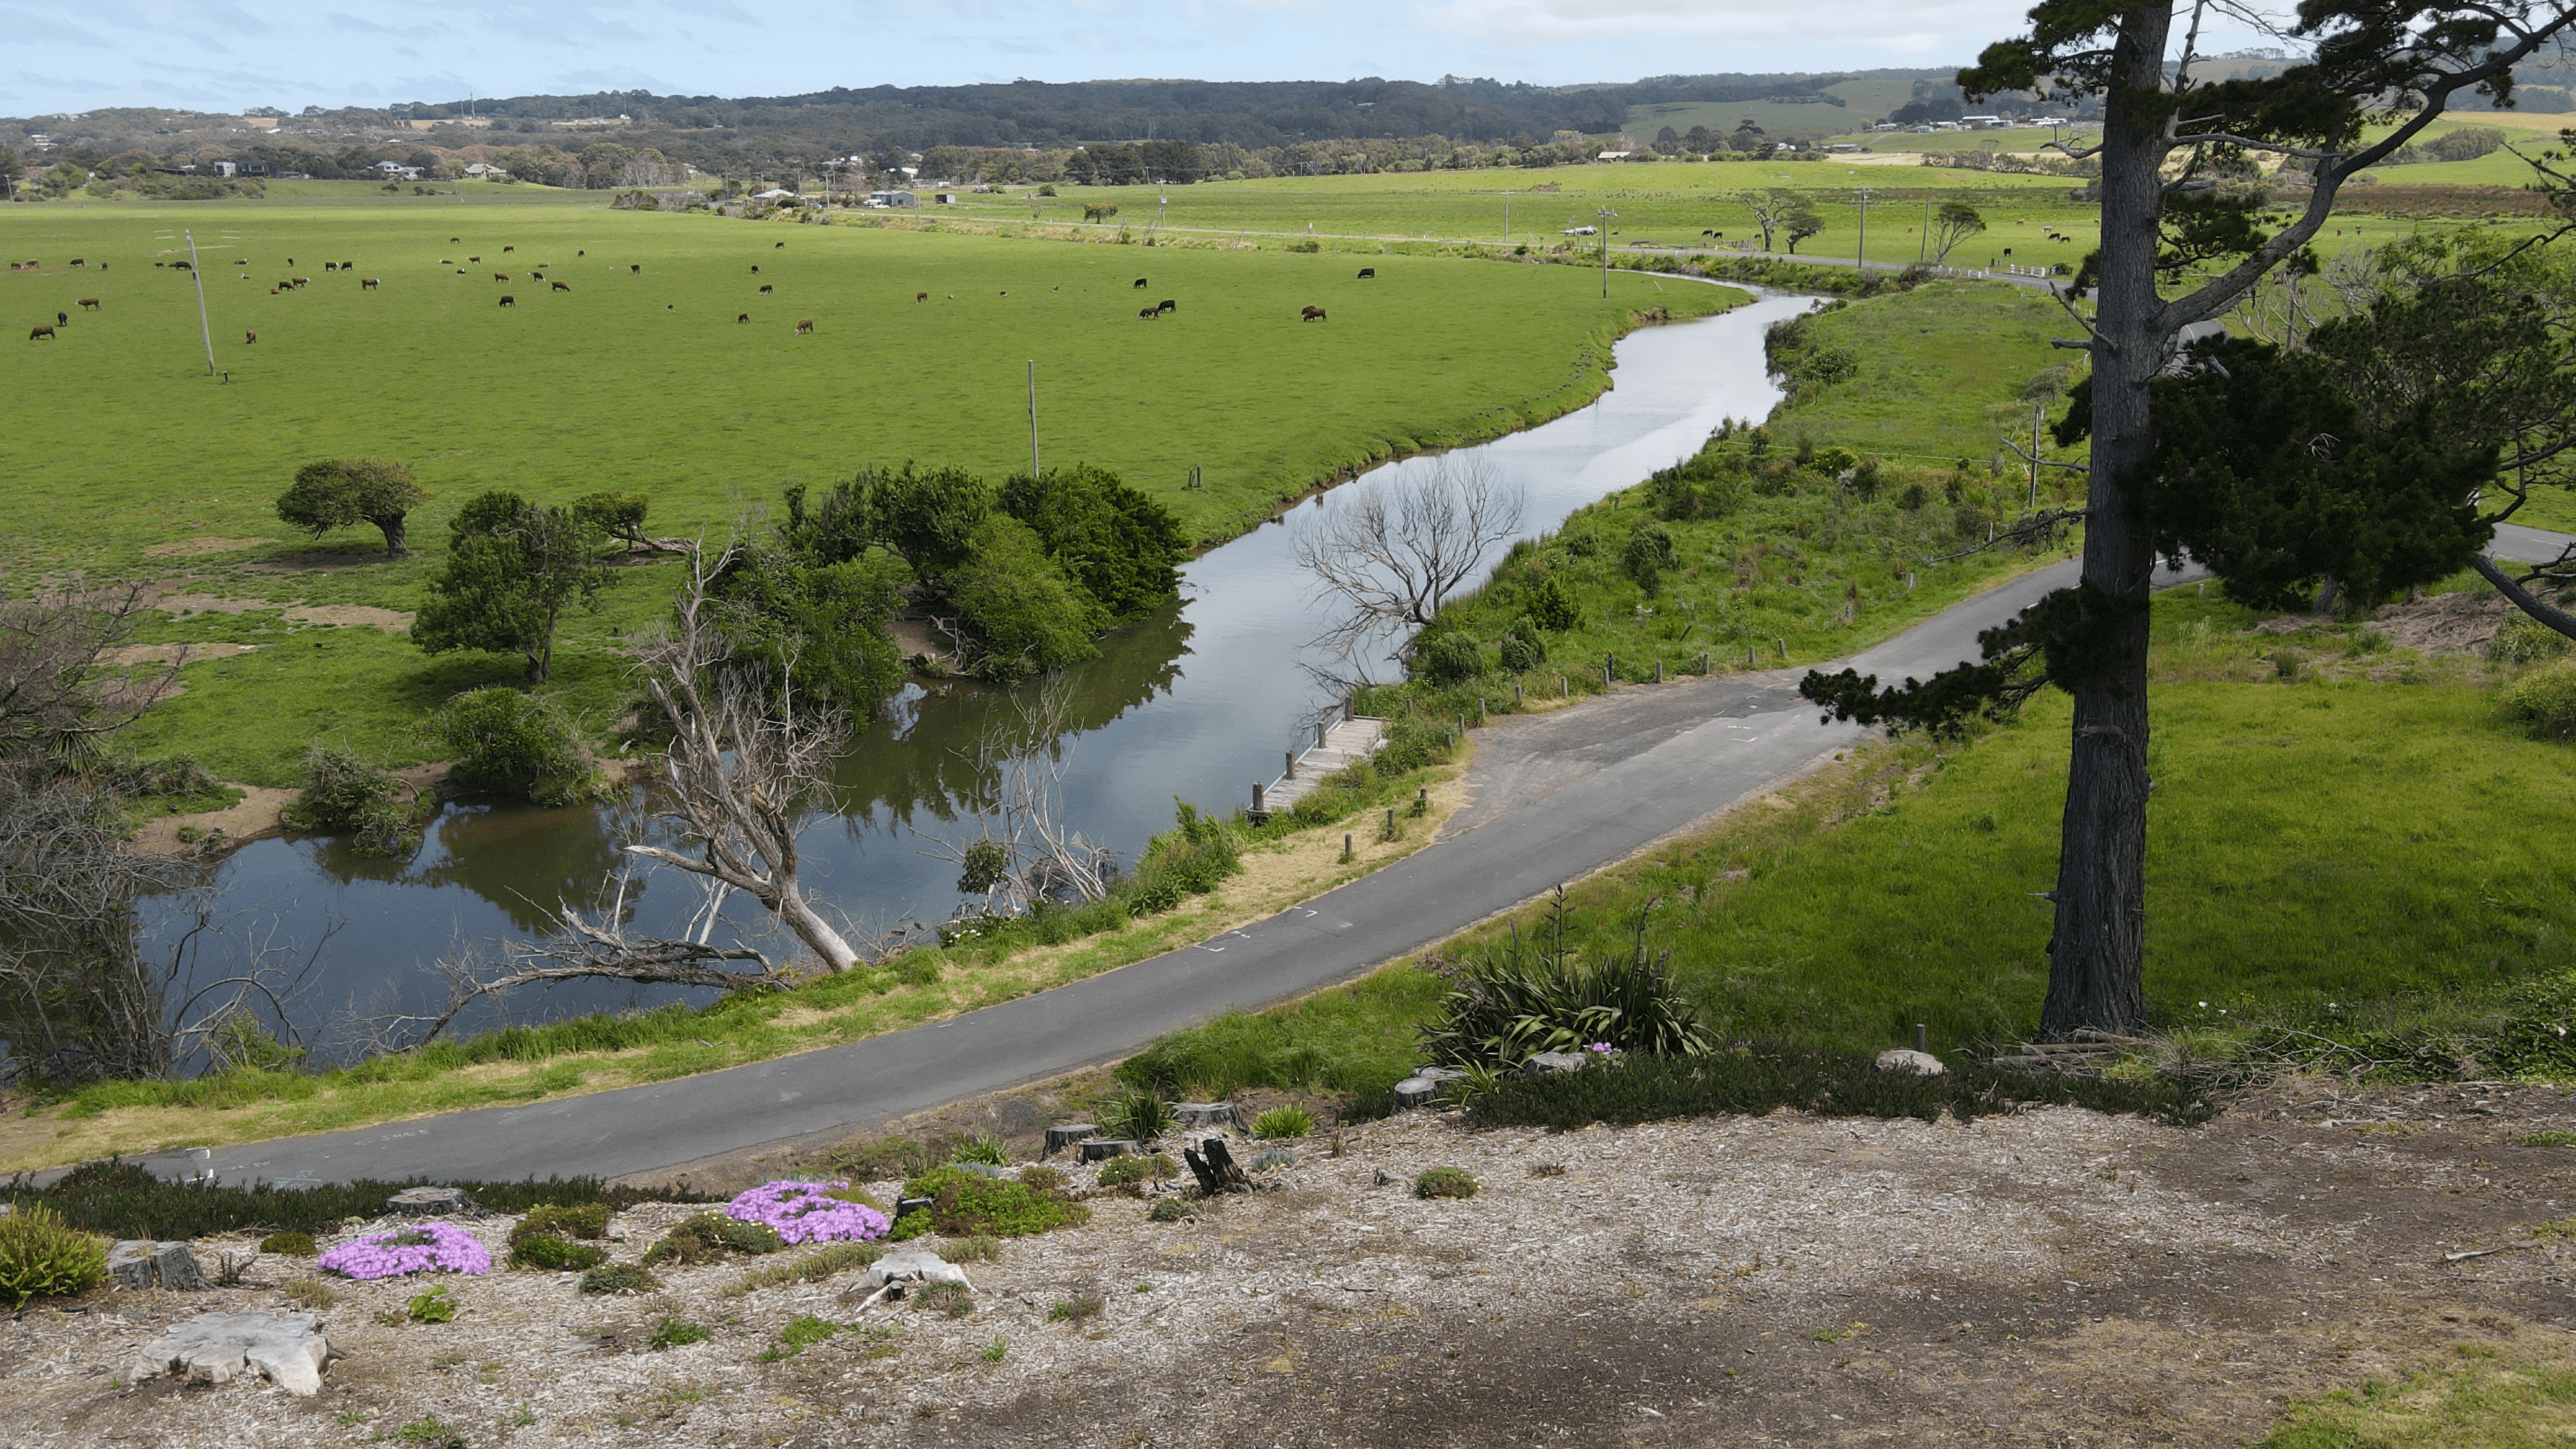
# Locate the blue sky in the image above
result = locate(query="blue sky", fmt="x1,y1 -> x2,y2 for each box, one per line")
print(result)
3,0 -> 2290,117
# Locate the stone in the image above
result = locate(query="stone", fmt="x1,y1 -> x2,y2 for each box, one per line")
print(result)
1175,1102 -> 1242,1132
843,1251 -> 974,1311
1412,1066 -> 1466,1083
1521,1052 -> 1589,1077
1875,1048 -> 1947,1076
1042,1123 -> 1101,1157
949,1162 -> 1007,1179
132,1311 -> 331,1396
1392,1077 -> 1442,1110
108,1240 -> 211,1292
1079,1139 -> 1141,1162
384,1186 -> 477,1218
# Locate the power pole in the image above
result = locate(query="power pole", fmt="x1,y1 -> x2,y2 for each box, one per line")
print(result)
1853,187 -> 1876,278
1027,359 -> 1040,476
1596,206 -> 1617,297
1918,199 -> 1931,263
183,229 -> 215,375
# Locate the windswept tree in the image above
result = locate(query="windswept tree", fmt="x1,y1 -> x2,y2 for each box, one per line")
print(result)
412,491 -> 612,684
1741,189 -> 1824,254
1927,200 -> 1987,265
1801,0 -> 2576,1041
274,458 -> 430,558
1294,457 -> 1527,670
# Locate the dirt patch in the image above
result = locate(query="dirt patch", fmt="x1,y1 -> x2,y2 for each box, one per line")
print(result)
125,784 -> 296,857
17,1079 -> 2576,1447
2369,589 -> 2515,656
140,536 -> 273,558
283,603 -> 412,632
96,642 -> 258,668
147,592 -> 278,616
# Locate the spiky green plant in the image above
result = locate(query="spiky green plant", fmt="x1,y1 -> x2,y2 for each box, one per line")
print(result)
1419,890 -> 1710,1070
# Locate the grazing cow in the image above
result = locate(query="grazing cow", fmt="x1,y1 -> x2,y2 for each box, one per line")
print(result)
450,236 -> 462,243
529,272 -> 544,283
291,276 -> 308,287
339,261 -> 352,270
1155,299 -> 1175,314
1357,267 -> 1376,279
69,258 -> 84,267
793,318 -> 814,334
759,283 -> 773,294
503,245 -> 515,252
551,281 -> 570,292
577,249 -> 585,256
630,264 -> 641,273
324,261 -> 338,271
363,278 -> 381,290
279,279 -> 294,290
236,258 -> 250,265
56,312 -> 67,327
1132,277 -> 1149,289
468,256 -> 481,262
498,295 -> 515,307
243,329 -> 256,344
495,273 -> 510,283
28,325 -> 55,341
999,290 -> 1008,298
737,312 -> 750,323
175,261 -> 192,271
775,241 -> 786,249
77,298 -> 100,310
440,258 -> 453,265
1138,306 -> 1159,320
1300,305 -> 1327,321
915,291 -> 928,303
285,258 -> 294,265
751,265 -> 760,274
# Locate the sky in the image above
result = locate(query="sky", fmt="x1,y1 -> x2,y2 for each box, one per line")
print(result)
1,0 -> 2292,117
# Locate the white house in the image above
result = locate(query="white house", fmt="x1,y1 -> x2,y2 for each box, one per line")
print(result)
752,187 -> 806,202
863,189 -> 918,208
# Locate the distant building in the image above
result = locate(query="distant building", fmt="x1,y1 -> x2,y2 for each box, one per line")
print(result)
374,160 -> 422,180
212,160 -> 237,178
864,189 -> 918,208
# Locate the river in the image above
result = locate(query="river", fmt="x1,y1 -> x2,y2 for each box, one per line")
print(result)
160,289 -> 1815,1047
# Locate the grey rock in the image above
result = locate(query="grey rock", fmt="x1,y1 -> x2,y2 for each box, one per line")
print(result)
1079,1139 -> 1141,1162
1042,1123 -> 1101,1157
1175,1102 -> 1242,1131
1412,1066 -> 1466,1082
108,1240 -> 210,1292
1392,1077 -> 1442,1110
384,1186 -> 477,1218
843,1250 -> 974,1311
1521,1051 -> 1589,1077
133,1311 -> 330,1396
948,1161 -> 1007,1179
1875,1048 -> 1947,1076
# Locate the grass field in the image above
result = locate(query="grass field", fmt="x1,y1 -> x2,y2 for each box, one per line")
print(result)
0,188 -> 1734,782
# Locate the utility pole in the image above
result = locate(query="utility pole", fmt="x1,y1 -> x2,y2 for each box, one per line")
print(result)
1596,205 -> 1617,297
1853,187 -> 1876,278
1919,199 -> 1931,263
1502,191 -> 1511,240
1027,360 -> 1040,476
183,229 -> 215,375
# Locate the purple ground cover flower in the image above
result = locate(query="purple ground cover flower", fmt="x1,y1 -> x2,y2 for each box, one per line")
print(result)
725,1181 -> 890,1245
318,1222 -> 493,1280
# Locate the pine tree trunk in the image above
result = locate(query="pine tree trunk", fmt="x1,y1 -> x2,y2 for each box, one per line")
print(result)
2037,5 -> 2168,1041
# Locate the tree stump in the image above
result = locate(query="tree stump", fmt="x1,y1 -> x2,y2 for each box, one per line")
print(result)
1183,1138 -> 1253,1195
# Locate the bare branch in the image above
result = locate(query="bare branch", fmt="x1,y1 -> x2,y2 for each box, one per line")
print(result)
1293,456 -> 1526,665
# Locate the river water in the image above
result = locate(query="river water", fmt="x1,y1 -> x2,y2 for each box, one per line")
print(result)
167,290 -> 1812,1045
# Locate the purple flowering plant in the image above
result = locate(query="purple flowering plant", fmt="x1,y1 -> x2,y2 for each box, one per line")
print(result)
317,1222 -> 493,1280
726,1180 -> 890,1245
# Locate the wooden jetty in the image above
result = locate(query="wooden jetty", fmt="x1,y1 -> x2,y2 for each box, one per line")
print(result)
1249,710 -> 1390,823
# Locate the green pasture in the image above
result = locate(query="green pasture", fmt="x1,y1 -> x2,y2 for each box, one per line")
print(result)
1776,279 -> 2076,464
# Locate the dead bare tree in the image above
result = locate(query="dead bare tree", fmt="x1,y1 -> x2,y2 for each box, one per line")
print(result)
1292,456 -> 1526,666
625,542 -> 867,972
0,579 -> 183,763
921,681 -> 1113,914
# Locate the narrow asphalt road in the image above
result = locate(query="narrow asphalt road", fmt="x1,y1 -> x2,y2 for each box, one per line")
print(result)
161,530 -> 2565,1189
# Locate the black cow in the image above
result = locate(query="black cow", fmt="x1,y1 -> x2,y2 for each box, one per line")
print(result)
1357,267 -> 1376,279
1155,299 -> 1176,314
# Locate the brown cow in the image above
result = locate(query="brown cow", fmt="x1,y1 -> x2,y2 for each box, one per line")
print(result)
292,276 -> 308,287
774,241 -> 786,249
498,295 -> 515,307
631,263 -> 642,272
1138,307 -> 1159,319
450,236 -> 462,243
551,281 -> 570,292
495,273 -> 510,283
737,312 -> 750,323
69,258 -> 84,267
503,245 -> 515,252
339,261 -> 352,270
243,329 -> 256,343
793,318 -> 814,334
759,283 -> 773,294
28,324 -> 53,341
1300,305 -> 1327,321
916,291 -> 929,303
468,256 -> 481,262
77,298 -> 99,310
440,258 -> 453,265
235,258 -> 249,265
324,261 -> 338,271
361,278 -> 381,290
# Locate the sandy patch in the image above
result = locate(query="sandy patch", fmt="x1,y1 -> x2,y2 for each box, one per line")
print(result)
125,785 -> 295,859
141,536 -> 273,559
97,643 -> 258,668
2369,589 -> 2515,655
284,603 -> 412,632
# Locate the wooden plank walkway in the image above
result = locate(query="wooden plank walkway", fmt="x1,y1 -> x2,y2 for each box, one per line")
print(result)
1253,714 -> 1390,819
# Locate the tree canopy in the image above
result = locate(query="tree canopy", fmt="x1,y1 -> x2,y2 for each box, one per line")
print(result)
274,458 -> 430,558
412,491 -> 611,683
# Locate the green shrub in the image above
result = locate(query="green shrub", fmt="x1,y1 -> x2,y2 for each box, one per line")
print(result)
1419,900 -> 1712,1069
406,1285 -> 457,1322
0,1204 -> 108,1307
948,1235 -> 1003,1264
1095,1153 -> 1177,1191
260,1229 -> 318,1257
1414,1168 -> 1479,1200
1148,1197 -> 1200,1223
916,1280 -> 974,1318
579,1264 -> 659,1294
951,1133 -> 1010,1167
1621,523 -> 1676,594
1527,573 -> 1580,632
431,688 -> 599,804
757,1314 -> 840,1360
890,1167 -> 1087,1240
515,1201 -> 610,1241
507,1234 -> 608,1271
1130,800 -> 1240,901
641,1211 -> 784,1267
647,1317 -> 710,1349
1048,1294 -> 1104,1323
1410,630 -> 1485,687
1497,618 -> 1548,672
2501,659 -> 2576,741
1101,1090 -> 1179,1144
1252,1106 -> 1314,1139
7,1160 -> 696,1242
278,746 -> 420,857
940,515 -> 1106,679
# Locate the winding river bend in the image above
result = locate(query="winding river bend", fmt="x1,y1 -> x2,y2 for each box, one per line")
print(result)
165,291 -> 1815,1043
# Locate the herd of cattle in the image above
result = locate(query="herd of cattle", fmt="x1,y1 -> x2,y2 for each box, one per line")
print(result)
23,242 -> 1383,343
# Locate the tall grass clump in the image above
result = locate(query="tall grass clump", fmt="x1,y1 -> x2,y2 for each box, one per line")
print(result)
2500,659 -> 2576,741
0,1203 -> 109,1307
1419,893 -> 1711,1069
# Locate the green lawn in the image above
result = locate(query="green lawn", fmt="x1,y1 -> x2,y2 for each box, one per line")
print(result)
0,190 -> 1736,782
1769,279 -> 2074,464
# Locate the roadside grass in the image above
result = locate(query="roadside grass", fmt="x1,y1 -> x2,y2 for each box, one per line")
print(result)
2256,1343 -> 2576,1448
1,196 -> 1730,782
1122,583 -> 2576,1101
0,731 -> 1482,1173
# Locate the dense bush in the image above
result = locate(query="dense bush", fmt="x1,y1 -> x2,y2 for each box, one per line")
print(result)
515,1200 -> 611,1240
641,1211 -> 784,1267
940,515 -> 1107,679
1410,629 -> 1485,686
431,688 -> 599,804
1101,1090 -> 1179,1144
0,1204 -> 108,1307
279,746 -> 420,857
580,1264 -> 658,1294
7,1159 -> 701,1242
1414,1167 -> 1478,1199
508,1234 -> 607,1271
1420,900 -> 1712,1069
707,542 -> 907,714
1526,573 -> 1580,632
890,1166 -> 1088,1240
2501,659 -> 2576,741
1251,1106 -> 1314,1139
1622,522 -> 1676,594
1466,1045 -> 2213,1131
1130,800 -> 1241,903
999,464 -> 1188,620
1497,618 -> 1548,672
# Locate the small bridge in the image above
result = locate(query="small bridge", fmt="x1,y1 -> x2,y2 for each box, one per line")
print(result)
1250,708 -> 1389,822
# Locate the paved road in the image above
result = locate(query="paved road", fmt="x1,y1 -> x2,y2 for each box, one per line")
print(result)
160,529 -> 2565,1190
